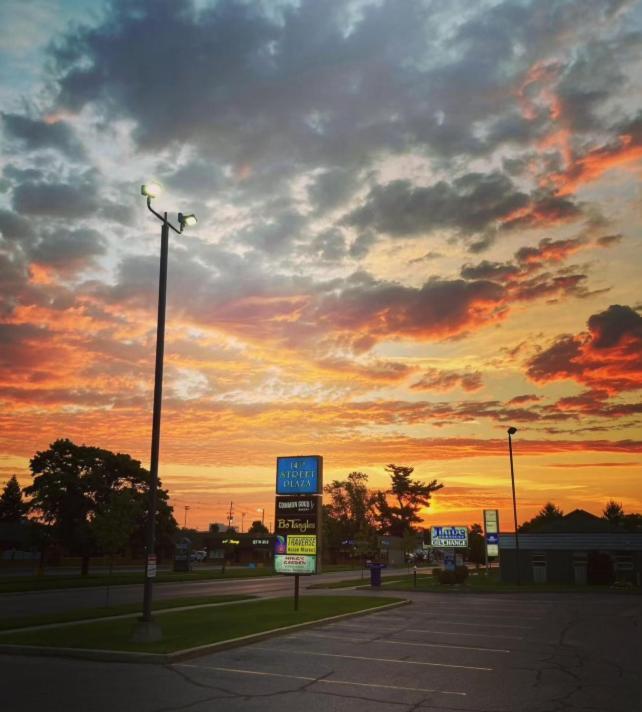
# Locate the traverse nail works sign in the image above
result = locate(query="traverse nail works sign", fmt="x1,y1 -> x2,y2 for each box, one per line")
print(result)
274,457 -> 323,575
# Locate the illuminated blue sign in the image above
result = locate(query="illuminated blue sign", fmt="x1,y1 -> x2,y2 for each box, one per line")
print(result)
431,526 -> 468,548
276,456 -> 322,494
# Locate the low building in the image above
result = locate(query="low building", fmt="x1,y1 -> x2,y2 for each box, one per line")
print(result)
499,509 -> 642,586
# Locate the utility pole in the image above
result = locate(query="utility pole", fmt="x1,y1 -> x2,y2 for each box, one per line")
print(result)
184,505 -> 190,529
227,501 -> 234,530
241,512 -> 245,533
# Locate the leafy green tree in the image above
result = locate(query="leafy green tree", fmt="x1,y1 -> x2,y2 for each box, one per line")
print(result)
602,500 -> 624,524
25,439 -> 177,575
92,491 -> 139,606
467,523 -> 485,566
323,472 -> 377,563
0,476 -> 28,522
373,464 -> 443,536
519,502 -> 564,532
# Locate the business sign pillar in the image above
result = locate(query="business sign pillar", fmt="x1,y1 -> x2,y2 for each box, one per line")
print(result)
483,509 -> 500,572
274,456 -> 323,609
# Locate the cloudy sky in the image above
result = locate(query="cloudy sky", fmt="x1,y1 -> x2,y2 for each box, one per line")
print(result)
1,0 -> 641,531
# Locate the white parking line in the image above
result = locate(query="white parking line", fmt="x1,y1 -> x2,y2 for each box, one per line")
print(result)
174,663 -> 467,697
329,622 -> 524,640
289,632 -> 511,653
253,646 -> 493,671
430,620 -> 532,629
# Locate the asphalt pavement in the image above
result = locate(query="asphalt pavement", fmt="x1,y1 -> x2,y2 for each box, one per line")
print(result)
1,590 -> 639,711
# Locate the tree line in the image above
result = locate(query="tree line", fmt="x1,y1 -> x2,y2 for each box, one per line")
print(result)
322,465 -> 443,562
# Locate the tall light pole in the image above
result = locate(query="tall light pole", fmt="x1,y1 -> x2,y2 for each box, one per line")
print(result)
134,183 -> 197,641
257,507 -> 265,526
507,426 -> 521,585
184,505 -> 191,529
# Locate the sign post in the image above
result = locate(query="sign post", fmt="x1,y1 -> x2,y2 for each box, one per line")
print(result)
274,456 -> 323,609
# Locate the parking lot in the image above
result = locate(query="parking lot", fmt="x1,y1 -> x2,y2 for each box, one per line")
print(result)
1,590 -> 639,711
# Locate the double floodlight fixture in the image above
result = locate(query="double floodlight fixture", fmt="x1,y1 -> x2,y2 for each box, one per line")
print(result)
140,183 -> 197,234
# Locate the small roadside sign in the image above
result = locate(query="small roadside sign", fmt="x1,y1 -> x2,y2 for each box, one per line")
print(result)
146,554 -> 157,578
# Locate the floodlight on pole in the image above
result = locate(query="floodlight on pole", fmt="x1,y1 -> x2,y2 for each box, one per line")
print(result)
178,212 -> 198,229
132,184 -> 197,642
507,426 -> 521,585
141,182 -> 162,199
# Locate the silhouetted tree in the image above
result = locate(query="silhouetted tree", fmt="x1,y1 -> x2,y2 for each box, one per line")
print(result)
0,476 -> 28,522
25,439 -> 177,574
373,464 -> 443,536
467,523 -> 485,566
602,500 -> 624,524
323,472 -> 377,562
519,502 -> 564,532
248,520 -> 269,535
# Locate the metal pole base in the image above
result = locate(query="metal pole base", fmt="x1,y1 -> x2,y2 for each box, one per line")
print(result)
130,620 -> 163,643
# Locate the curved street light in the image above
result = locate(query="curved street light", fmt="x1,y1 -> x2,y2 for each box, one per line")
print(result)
507,426 -> 520,585
135,184 -> 197,640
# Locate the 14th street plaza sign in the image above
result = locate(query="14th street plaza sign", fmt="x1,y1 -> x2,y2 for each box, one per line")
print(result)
431,526 -> 468,548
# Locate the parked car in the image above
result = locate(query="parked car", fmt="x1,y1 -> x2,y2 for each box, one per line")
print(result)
190,549 -> 208,562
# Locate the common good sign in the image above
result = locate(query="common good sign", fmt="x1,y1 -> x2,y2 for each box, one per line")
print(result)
431,526 -> 468,548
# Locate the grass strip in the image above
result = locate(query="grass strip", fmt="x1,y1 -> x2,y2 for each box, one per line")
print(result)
0,596 -> 404,654
0,594 -> 255,632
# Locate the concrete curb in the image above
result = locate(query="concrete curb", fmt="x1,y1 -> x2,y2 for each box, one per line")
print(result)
0,598 -> 410,665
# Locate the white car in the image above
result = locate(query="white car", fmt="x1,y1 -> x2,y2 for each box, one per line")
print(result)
190,549 -> 208,562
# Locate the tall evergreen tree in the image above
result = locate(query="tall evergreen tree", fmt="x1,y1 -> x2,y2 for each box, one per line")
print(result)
373,464 -> 443,536
0,476 -> 28,522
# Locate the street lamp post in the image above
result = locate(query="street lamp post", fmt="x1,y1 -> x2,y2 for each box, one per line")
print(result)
132,184 -> 197,642
507,426 -> 521,585
257,507 -> 265,526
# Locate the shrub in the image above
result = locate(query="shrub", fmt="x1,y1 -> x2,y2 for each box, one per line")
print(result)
438,565 -> 469,585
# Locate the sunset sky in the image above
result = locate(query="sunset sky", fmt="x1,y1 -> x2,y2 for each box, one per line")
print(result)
1,0 -> 641,532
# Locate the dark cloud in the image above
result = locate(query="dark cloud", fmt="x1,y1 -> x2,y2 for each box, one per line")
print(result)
461,260 -> 519,281
0,209 -> 35,241
515,237 -> 584,265
30,227 -> 106,272
12,179 -> 99,218
588,304 -> 642,349
307,167 -> 361,213
346,172 -> 529,237
596,234 -> 623,247
309,229 -> 348,262
410,368 -> 483,392
527,305 -> 642,393
161,158 -> 226,198
1,113 -> 86,160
